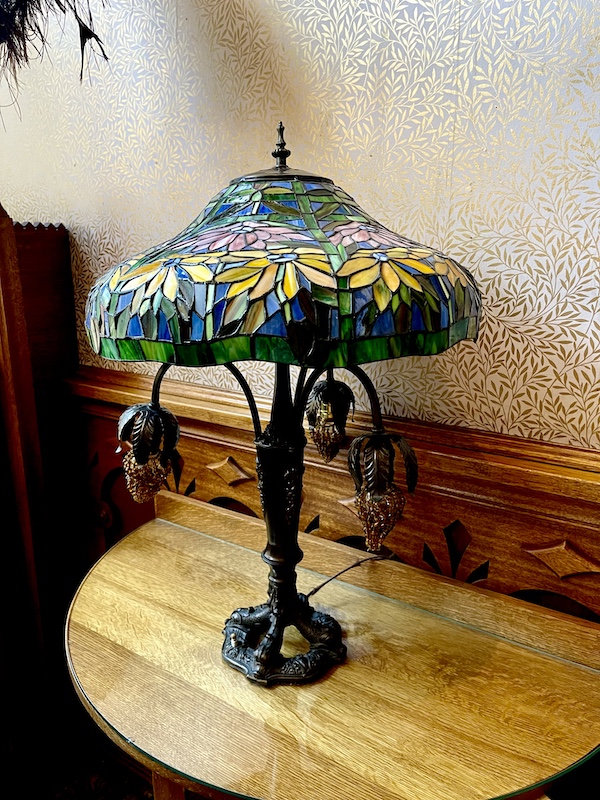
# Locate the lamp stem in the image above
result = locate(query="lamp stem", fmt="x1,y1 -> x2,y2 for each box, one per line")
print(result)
293,365 -> 309,408
224,363 -> 262,437
151,363 -> 171,407
222,362 -> 346,683
346,365 -> 384,432
259,363 -> 304,578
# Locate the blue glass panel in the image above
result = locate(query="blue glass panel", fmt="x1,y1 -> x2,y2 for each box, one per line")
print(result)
355,306 -> 370,338
191,312 -> 204,340
195,283 -> 206,315
215,283 -> 228,302
440,302 -> 449,328
278,182 -> 293,189
236,205 -> 254,216
290,296 -> 305,322
266,291 -> 280,316
297,271 -> 310,290
304,183 -> 324,190
256,312 -> 287,337
176,265 -> 191,280
441,275 -> 453,294
285,218 -> 308,227
277,200 -> 300,209
330,308 -> 339,338
353,286 -> 373,313
116,291 -> 133,313
257,203 -> 272,215
127,315 -> 143,338
426,274 -> 443,298
158,310 -> 172,341
371,309 -> 395,336
256,311 -> 287,338
310,202 -> 323,211
216,203 -> 233,215
213,299 -> 226,330
411,303 -> 426,331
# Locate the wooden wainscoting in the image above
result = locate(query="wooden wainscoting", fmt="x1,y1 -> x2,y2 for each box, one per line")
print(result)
69,365 -> 600,621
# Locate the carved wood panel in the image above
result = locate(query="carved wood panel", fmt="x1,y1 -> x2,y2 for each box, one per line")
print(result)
70,366 -> 600,621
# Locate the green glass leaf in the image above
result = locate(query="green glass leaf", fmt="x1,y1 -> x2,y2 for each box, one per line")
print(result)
100,338 -> 120,360
140,340 -> 175,362
116,310 -> 130,338
464,286 -> 471,317
131,286 -> 145,315
339,291 -> 352,315
139,298 -> 151,317
341,316 -> 354,341
211,336 -> 252,363
422,303 -> 433,332
168,317 -> 181,344
223,293 -> 248,325
118,339 -> 144,360
311,285 -> 338,307
314,203 -> 341,220
177,341 -> 214,366
353,337 -> 390,363
388,335 -> 406,359
176,297 -> 192,320
152,289 -> 163,314
324,344 -> 349,367
399,283 -> 411,306
424,290 -> 440,311
161,297 -> 177,320
449,318 -> 469,347
265,201 -> 302,217
254,336 -> 297,364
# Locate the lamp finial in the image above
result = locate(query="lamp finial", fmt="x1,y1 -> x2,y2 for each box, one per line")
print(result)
272,121 -> 291,170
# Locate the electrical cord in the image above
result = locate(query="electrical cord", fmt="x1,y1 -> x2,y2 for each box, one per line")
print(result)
306,553 -> 390,599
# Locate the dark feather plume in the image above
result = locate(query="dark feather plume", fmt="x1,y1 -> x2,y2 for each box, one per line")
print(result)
0,0 -> 107,84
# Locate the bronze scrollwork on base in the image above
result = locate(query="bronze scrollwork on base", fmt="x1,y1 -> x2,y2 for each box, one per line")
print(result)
222,593 -> 346,685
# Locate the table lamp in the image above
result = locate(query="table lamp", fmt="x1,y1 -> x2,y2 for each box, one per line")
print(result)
86,124 -> 481,685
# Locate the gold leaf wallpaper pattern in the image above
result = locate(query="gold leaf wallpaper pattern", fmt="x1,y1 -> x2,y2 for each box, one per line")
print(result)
1,0 -> 599,447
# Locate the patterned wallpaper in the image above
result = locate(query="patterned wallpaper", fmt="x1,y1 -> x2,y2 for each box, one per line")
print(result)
1,0 -> 599,447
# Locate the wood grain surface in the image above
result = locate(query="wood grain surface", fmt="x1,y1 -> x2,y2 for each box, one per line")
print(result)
66,497 -> 600,800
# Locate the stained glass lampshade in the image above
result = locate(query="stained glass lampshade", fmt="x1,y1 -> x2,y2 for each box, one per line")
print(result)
86,124 -> 481,685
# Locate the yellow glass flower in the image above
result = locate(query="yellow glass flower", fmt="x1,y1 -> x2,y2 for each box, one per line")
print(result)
215,246 -> 336,302
336,249 -> 436,310
111,254 -> 219,299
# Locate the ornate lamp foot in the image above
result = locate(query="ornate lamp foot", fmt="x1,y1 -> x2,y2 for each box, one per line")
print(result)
222,593 -> 346,685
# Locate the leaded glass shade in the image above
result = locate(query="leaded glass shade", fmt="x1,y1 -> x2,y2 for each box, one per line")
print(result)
86,136 -> 481,368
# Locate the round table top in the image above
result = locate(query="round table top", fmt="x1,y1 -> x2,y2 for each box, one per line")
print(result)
66,499 -> 600,800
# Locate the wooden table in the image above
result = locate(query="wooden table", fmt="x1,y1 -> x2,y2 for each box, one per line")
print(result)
65,492 -> 600,800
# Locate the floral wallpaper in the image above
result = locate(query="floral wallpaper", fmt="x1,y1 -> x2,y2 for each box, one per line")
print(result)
1,0 -> 599,447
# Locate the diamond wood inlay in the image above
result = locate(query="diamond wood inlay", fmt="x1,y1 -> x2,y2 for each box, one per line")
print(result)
523,540 -> 600,579
205,456 -> 254,487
